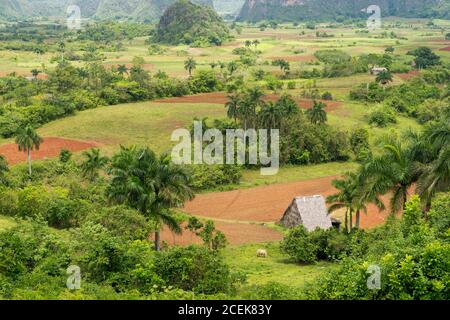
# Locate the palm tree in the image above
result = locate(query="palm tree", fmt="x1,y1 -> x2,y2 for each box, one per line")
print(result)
361,139 -> 420,213
57,41 -> 66,62
225,94 -> 241,123
184,57 -> 197,77
276,94 -> 299,117
327,173 -> 358,233
417,147 -> 450,213
252,39 -> 260,50
376,70 -> 393,89
31,69 -> 41,79
259,101 -> 283,130
107,146 -> 194,251
80,148 -> 109,181
15,126 -> 43,176
351,172 -> 386,229
237,99 -> 255,131
247,86 -> 265,108
117,64 -> 128,77
306,101 -> 327,125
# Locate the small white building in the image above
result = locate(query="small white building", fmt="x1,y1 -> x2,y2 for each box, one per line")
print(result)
279,195 -> 333,231
370,67 -> 388,75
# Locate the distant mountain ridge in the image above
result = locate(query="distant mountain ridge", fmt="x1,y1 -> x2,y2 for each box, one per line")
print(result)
237,0 -> 449,22
0,0 -> 215,22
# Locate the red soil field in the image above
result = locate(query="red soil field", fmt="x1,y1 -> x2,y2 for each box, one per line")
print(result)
0,71 -> 47,79
153,92 -> 343,111
395,70 -> 420,80
0,137 -> 99,165
440,46 -> 450,52
183,176 -> 393,230
161,220 -> 283,246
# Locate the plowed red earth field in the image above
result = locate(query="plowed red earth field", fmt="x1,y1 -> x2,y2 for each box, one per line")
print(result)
162,176 -> 395,245
161,220 -> 283,246
396,70 -> 420,80
154,92 -> 342,111
0,137 -> 98,165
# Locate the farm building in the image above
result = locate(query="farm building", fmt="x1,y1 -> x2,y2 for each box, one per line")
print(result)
279,195 -> 333,231
369,67 -> 388,75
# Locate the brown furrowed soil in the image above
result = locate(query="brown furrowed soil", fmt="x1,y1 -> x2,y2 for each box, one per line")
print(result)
0,137 -> 99,165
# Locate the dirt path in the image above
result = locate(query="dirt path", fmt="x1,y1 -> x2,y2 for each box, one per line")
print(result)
0,137 -> 99,165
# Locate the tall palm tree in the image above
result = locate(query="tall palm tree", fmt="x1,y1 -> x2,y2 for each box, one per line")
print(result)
107,146 -> 194,251
237,99 -> 255,131
351,172 -> 386,229
327,173 -> 358,233
376,70 -> 393,89
306,101 -> 327,125
117,64 -> 129,77
184,57 -> 197,77
361,139 -> 420,213
247,86 -> 265,108
259,101 -> 283,130
417,146 -> 450,213
225,94 -> 241,123
15,126 -> 43,176
80,148 -> 109,181
276,94 -> 299,117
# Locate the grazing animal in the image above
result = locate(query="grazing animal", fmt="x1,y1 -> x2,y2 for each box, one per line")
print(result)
257,249 -> 268,258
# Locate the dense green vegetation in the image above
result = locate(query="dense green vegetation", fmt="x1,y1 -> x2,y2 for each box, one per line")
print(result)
155,0 -> 231,46
0,12 -> 448,301
237,0 -> 449,22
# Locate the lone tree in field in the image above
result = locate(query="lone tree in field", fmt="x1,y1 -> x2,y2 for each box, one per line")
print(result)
376,70 -> 393,89
306,101 -> 327,125
107,146 -> 194,251
80,148 -> 109,182
184,57 -> 197,77
15,126 -> 43,176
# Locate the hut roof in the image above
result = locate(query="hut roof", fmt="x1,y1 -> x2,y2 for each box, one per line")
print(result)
279,195 -> 332,231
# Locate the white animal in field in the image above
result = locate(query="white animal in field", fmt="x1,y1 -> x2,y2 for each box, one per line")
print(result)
257,249 -> 268,258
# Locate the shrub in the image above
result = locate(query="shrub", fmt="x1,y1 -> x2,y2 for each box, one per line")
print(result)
321,91 -> 333,100
281,226 -> 318,264
188,164 -> 241,191
367,107 -> 397,127
428,193 -> 450,237
85,206 -> 153,241
153,246 -> 237,294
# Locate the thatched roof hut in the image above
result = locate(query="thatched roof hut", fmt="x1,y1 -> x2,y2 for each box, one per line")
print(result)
279,195 -> 333,231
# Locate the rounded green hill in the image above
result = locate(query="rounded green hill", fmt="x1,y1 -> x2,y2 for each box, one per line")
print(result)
155,0 -> 231,46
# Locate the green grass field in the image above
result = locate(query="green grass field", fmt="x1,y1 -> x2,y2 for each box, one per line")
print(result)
224,242 -> 336,289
